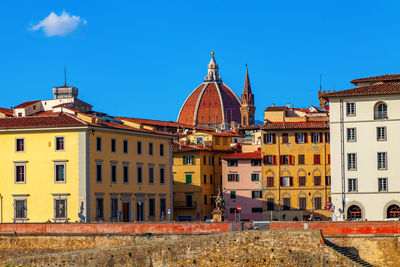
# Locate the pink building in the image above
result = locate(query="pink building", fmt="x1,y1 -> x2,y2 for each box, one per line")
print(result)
222,152 -> 263,221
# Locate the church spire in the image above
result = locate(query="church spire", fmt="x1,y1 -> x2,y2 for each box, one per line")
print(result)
204,51 -> 222,82
240,65 -> 255,126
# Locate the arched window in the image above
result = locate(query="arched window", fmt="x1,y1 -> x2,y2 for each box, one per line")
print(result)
348,205 -> 362,220
387,205 -> 400,218
375,102 -> 388,120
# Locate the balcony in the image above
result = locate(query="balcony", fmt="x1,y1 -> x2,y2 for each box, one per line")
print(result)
174,201 -> 197,209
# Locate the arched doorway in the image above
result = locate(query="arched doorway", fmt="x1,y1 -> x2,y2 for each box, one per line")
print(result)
387,205 -> 400,218
347,205 -> 362,220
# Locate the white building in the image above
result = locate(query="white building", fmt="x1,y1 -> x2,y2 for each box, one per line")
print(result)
324,74 -> 400,221
325,74 -> 400,221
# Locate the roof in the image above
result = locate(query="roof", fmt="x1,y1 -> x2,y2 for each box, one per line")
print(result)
325,82 -> 400,98
264,106 -> 287,111
222,152 -> 262,160
14,101 -> 40,109
53,102 -> 73,108
261,121 -> 329,130
115,117 -> 213,131
0,113 -> 86,129
350,74 -> 400,85
0,108 -> 13,116
172,142 -> 210,152
194,131 -> 240,137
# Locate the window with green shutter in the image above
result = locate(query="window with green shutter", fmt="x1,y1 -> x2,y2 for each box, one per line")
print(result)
185,174 -> 192,184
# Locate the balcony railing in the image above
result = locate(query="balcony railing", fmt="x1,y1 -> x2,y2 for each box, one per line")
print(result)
174,201 -> 197,208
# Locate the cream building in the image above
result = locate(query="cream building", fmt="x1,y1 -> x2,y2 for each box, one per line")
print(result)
325,74 -> 400,221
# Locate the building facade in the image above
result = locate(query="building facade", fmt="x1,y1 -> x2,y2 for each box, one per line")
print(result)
222,152 -> 263,221
325,74 -> 400,221
261,106 -> 331,221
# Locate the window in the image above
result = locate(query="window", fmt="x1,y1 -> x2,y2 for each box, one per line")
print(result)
209,156 -> 214,165
96,162 -> 102,182
123,165 -> 129,183
54,195 -> 67,221
378,152 -> 387,170
348,205 -> 362,219
210,174 -> 213,184
252,207 -> 262,213
264,133 -> 275,144
314,154 -> 321,165
298,155 -> 305,165
137,165 -> 143,184
314,176 -> 321,186
378,178 -> 387,192
283,198 -> 290,210
281,176 -> 292,187
215,137 -> 220,145
111,164 -> 117,183
267,177 -> 274,187
183,155 -> 195,165
299,197 -> 306,210
251,173 -> 260,181
203,174 -> 207,184
347,128 -> 356,142
325,132 -> 330,143
149,197 -> 155,218
377,127 -> 387,141
196,136 -> 204,144
282,133 -> 289,144
267,198 -> 274,210
346,102 -> 355,116
14,198 -> 27,221
55,162 -> 66,183
348,178 -> 357,192
325,176 -> 331,186
137,141 -> 142,154
160,144 -> 164,156
251,191 -> 262,199
160,166 -> 165,184
299,176 -> 306,186
280,155 -> 293,165
185,194 -> 193,207
16,138 -> 24,152
111,138 -> 116,152
55,137 -> 64,151
123,140 -> 128,153
111,198 -> 118,219
227,159 -> 238,166
160,198 -> 166,219
295,133 -> 306,144
375,103 -> 388,120
204,194 -> 208,205
96,137 -> 102,151
347,153 -> 356,170
149,143 -> 153,155
314,197 -> 322,210
148,165 -> 154,184
264,155 -> 276,165
15,163 -> 26,183
230,191 -> 236,199
96,197 -> 104,219
185,174 -> 192,184
251,159 -> 261,166
203,156 -> 207,165
311,132 -> 322,143
227,173 -> 239,182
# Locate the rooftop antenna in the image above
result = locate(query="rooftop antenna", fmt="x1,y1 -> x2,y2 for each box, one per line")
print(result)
64,67 -> 67,86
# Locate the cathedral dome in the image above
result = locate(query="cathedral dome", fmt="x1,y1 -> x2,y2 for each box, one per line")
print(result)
177,53 -> 241,129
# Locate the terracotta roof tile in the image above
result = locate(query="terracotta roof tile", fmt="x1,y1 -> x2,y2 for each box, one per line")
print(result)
172,142 -> 210,152
0,108 -> 13,116
350,74 -> 400,85
0,113 -> 86,129
264,106 -> 287,111
325,82 -> 400,98
261,121 -> 329,130
222,152 -> 261,160
115,117 -> 213,131
14,100 -> 40,109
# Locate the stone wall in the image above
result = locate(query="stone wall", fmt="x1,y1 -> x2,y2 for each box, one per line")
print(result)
2,231 -> 360,267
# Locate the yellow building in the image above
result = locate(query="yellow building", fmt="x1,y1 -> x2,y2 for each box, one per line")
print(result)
261,106 -> 331,221
0,112 -> 173,223
172,132 -> 237,221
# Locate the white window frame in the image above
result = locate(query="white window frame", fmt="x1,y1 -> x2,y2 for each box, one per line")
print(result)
347,153 -> 357,171
55,136 -> 65,151
13,195 -> 28,222
348,178 -> 358,192
282,176 -> 290,187
54,160 -> 67,183
266,133 -> 274,144
347,128 -> 356,142
377,127 -> 387,141
378,152 -> 387,170
15,138 -> 25,152
14,162 -> 27,184
346,102 -> 356,116
378,177 -> 388,192
297,133 -> 305,144
53,194 -> 68,222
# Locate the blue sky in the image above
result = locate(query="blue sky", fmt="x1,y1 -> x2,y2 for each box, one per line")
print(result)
1,1 -> 399,121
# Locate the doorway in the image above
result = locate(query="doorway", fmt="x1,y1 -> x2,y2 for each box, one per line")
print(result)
122,202 -> 130,222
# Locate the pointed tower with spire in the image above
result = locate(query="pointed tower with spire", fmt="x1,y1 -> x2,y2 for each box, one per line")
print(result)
240,66 -> 255,126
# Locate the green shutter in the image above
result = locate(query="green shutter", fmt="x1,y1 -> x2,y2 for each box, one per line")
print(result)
186,174 -> 192,184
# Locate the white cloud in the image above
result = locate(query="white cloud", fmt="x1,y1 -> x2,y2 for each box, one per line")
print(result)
31,11 -> 85,37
